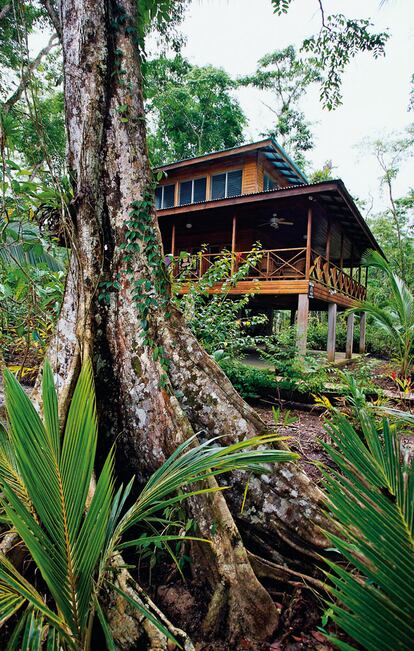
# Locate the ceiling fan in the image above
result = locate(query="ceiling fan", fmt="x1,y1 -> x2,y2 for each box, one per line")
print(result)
258,213 -> 294,229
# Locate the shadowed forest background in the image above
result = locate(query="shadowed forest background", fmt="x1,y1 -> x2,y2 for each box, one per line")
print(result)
0,1 -> 413,650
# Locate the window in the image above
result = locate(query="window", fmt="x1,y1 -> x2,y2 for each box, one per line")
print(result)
264,174 -> 277,192
155,184 -> 175,209
211,170 -> 242,200
179,177 -> 207,205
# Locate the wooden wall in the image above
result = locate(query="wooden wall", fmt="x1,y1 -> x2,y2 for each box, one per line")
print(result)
156,150 -> 293,203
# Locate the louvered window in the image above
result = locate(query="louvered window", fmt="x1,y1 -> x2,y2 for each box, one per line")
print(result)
193,177 -> 207,202
264,174 -> 277,192
211,173 -> 226,199
179,177 -> 207,205
227,170 -> 242,197
211,170 -> 242,200
156,184 -> 175,209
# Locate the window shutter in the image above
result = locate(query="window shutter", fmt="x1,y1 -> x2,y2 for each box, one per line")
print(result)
212,173 -> 226,199
163,184 -> 175,208
227,170 -> 242,197
155,187 -> 162,209
193,177 -> 207,203
180,181 -> 192,205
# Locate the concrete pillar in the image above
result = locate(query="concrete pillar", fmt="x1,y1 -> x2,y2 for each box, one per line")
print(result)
297,294 -> 309,355
327,302 -> 337,363
346,313 -> 355,359
359,312 -> 366,354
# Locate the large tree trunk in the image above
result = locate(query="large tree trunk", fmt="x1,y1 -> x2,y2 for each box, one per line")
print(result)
43,1 -> 329,648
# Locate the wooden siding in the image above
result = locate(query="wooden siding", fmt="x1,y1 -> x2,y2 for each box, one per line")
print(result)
242,154 -> 259,194
175,278 -> 361,307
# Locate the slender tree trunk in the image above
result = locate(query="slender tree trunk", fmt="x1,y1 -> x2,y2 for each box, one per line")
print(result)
42,1 -> 329,648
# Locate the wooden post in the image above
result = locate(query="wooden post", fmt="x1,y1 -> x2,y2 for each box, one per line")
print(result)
206,174 -> 211,201
339,231 -> 344,269
231,214 -> 237,274
305,206 -> 313,279
326,217 -> 331,264
297,294 -> 309,355
359,312 -> 367,354
171,223 -> 176,257
350,244 -> 354,279
327,302 -> 337,363
346,313 -> 355,359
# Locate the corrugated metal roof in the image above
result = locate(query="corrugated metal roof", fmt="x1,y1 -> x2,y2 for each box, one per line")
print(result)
154,138 -> 308,186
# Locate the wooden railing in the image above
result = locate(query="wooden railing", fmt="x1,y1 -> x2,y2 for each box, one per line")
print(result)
170,247 -> 367,301
309,251 -> 366,301
233,247 -> 307,280
171,248 -> 308,282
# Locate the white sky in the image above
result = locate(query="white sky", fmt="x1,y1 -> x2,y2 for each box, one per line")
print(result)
179,0 -> 414,212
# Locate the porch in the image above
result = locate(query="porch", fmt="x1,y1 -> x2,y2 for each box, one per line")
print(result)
170,246 -> 367,307
158,180 -> 379,360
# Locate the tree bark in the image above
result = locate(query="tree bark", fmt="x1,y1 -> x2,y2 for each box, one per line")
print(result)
42,1 -> 329,648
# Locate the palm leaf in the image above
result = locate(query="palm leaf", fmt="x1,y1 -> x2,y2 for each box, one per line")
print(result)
0,222 -> 64,272
353,250 -> 414,377
1,359 -> 113,645
0,361 -> 296,648
321,396 -> 414,650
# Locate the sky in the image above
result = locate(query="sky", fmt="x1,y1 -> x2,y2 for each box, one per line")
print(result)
178,0 -> 414,213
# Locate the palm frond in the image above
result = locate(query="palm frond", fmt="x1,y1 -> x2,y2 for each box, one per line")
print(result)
321,396 -> 414,650
0,222 -> 64,272
354,249 -> 414,377
116,433 -> 297,536
0,361 -> 296,648
1,359 -> 113,645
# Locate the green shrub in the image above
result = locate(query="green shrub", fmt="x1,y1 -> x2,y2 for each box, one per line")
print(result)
172,248 -> 267,358
219,358 -> 278,400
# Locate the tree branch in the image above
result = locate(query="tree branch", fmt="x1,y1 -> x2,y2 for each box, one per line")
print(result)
40,0 -> 62,41
0,3 -> 12,21
2,33 -> 59,113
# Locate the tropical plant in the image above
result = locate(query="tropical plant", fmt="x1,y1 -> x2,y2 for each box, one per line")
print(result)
320,380 -> 414,650
350,250 -> 414,378
0,220 -> 64,271
0,359 -> 296,649
172,247 -> 267,358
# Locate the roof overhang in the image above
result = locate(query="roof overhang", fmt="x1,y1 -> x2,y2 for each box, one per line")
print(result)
154,138 -> 308,186
157,179 -> 384,259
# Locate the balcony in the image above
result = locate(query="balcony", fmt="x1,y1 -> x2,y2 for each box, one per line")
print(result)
170,247 -> 367,305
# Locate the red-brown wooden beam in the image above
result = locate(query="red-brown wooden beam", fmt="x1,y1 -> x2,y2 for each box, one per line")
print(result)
305,206 -> 313,278
231,214 -> 237,274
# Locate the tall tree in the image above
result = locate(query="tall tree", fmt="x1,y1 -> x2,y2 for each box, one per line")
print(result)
145,54 -> 246,165
29,1 -> 327,648
239,46 -> 321,167
363,126 -> 414,284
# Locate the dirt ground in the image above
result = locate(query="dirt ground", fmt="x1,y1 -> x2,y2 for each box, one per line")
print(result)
256,405 -> 329,484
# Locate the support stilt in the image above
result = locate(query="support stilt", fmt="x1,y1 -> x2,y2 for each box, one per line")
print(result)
327,303 -> 337,363
297,294 -> 309,356
346,313 -> 355,359
359,312 -> 366,354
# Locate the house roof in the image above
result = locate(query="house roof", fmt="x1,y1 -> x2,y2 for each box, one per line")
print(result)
154,138 -> 308,186
157,179 -> 384,260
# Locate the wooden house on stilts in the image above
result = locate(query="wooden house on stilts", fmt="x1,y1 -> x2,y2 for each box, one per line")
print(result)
155,139 -> 382,360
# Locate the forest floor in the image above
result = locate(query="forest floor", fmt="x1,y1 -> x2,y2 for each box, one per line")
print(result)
0,356 -> 412,650
256,405 -> 328,484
